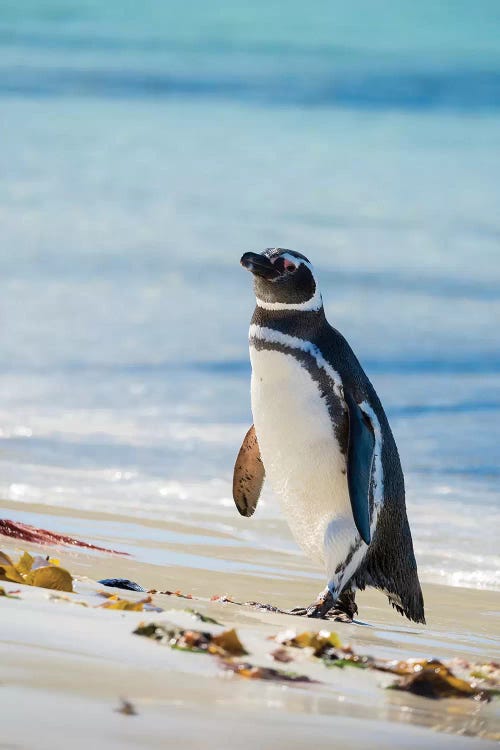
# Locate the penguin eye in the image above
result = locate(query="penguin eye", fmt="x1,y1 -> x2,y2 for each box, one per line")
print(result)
270,255 -> 299,275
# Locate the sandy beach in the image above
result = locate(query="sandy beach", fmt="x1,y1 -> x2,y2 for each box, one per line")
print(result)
1,500 -> 499,749
2,3 -> 500,747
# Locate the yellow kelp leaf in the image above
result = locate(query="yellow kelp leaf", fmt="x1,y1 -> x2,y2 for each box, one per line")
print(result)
99,595 -> 162,612
0,565 -> 25,584
101,598 -> 144,611
25,565 -> 73,592
16,551 -> 35,576
276,629 -> 342,657
209,628 -> 247,656
295,630 -> 342,652
96,591 -> 120,600
0,551 -> 73,591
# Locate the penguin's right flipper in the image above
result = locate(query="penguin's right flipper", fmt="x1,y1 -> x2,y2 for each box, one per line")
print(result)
233,425 -> 265,517
346,393 -> 375,545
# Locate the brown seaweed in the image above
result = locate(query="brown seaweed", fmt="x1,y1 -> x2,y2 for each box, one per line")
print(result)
220,660 -> 316,683
379,658 -> 493,701
133,622 -> 247,657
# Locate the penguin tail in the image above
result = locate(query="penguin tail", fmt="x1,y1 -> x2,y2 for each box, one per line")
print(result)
389,589 -> 426,625
357,503 -> 426,624
356,547 -> 426,624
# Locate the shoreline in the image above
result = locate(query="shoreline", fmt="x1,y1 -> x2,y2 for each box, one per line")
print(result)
1,503 -> 499,748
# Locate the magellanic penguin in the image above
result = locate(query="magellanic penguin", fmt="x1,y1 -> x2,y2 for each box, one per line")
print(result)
233,248 -> 425,624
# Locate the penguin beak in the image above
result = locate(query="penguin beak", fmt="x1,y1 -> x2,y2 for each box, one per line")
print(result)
240,252 -> 280,280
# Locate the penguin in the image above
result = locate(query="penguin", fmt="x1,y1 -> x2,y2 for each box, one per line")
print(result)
233,248 -> 425,624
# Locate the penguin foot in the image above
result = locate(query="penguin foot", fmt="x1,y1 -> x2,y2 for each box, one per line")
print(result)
289,589 -> 358,622
325,589 -> 358,622
288,589 -> 335,619
287,607 -> 327,618
324,609 -> 354,623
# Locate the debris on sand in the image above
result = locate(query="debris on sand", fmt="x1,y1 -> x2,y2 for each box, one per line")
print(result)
0,585 -> 21,599
115,698 -> 138,716
0,519 -> 127,555
185,608 -> 223,625
98,592 -> 162,612
0,550 -> 73,592
99,578 -> 145,592
220,660 -> 317,683
133,621 -> 315,684
134,622 -> 247,657
379,658 -> 495,702
272,629 -> 499,698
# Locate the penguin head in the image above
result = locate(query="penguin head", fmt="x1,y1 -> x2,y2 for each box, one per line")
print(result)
240,248 -> 321,311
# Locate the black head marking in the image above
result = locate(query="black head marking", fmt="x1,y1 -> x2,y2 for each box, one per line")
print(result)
240,248 -> 320,309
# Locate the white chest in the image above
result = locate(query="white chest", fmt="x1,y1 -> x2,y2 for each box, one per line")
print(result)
250,345 -> 362,588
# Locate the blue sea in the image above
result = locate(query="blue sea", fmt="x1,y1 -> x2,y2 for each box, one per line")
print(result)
0,1 -> 499,591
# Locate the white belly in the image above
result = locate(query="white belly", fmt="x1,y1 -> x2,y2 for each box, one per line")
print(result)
250,345 -> 361,589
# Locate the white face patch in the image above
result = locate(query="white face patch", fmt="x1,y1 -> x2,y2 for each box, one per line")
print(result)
278,251 -> 314,273
278,253 -> 314,276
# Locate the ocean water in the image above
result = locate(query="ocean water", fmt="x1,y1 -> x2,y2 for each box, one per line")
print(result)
0,2 -> 499,592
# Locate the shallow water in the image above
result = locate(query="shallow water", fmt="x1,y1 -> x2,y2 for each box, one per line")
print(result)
0,2 -> 499,597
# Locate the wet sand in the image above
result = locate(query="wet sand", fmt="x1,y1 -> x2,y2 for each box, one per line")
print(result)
1,499 -> 499,748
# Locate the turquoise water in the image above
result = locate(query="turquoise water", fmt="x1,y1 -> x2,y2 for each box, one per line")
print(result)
0,2 -> 499,590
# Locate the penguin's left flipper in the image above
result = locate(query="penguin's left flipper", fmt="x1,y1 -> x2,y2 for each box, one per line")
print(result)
233,425 -> 265,517
346,393 -> 375,545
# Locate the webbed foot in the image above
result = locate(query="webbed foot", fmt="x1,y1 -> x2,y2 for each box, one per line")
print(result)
287,589 -> 335,619
288,589 -> 358,622
324,609 -> 354,623
324,589 -> 358,622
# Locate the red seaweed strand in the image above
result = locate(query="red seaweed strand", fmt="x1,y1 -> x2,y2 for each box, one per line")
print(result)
0,519 -> 129,555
